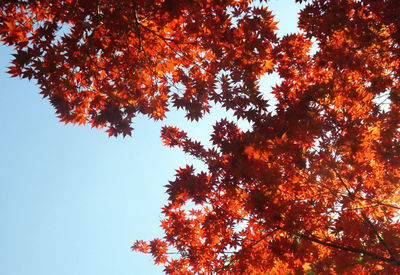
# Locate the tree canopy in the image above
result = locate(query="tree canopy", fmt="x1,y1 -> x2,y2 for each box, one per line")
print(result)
2,0 -> 400,273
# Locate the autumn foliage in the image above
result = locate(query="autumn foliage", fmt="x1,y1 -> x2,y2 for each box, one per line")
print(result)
2,0 -> 400,273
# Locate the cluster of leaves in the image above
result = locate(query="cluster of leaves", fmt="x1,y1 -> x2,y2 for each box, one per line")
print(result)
0,0 -> 276,136
3,0 -> 400,273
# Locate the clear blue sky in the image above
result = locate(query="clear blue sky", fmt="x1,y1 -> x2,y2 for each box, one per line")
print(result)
0,2 -> 301,274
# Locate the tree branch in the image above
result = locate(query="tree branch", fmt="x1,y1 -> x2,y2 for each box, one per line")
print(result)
298,231 -> 400,266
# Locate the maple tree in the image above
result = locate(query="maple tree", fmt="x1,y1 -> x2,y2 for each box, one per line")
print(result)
2,0 -> 400,273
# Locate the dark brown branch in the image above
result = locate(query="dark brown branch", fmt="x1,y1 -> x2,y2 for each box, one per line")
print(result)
332,166 -> 399,264
360,211 -> 397,262
298,231 -> 400,266
131,0 -> 143,52
332,167 -> 354,199
245,228 -> 280,249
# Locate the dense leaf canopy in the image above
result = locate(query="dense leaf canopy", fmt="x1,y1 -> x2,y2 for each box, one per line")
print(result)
0,0 -> 276,136
2,0 -> 400,273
